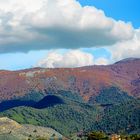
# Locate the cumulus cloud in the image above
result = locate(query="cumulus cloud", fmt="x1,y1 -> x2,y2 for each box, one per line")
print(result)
36,50 -> 95,68
109,29 -> 140,62
36,50 -> 109,68
0,0 -> 135,53
94,57 -> 109,65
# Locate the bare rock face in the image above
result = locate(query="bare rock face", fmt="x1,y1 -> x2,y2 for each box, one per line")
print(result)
0,117 -> 21,133
0,117 -> 64,140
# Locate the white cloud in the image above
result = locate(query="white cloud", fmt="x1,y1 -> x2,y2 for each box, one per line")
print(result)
36,50 -> 94,68
0,0 -> 135,53
95,58 -> 109,65
109,29 -> 140,62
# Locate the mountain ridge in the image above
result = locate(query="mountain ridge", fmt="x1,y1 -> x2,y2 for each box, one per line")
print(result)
0,58 -> 140,103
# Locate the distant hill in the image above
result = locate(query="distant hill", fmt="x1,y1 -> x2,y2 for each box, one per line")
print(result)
0,58 -> 140,103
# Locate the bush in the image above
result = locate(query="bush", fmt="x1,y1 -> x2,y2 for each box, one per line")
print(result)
87,131 -> 109,140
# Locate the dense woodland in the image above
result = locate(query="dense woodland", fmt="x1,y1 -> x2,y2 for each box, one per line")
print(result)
0,87 -> 140,138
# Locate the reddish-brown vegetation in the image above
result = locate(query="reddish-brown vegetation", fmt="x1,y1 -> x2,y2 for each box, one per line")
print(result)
0,58 -> 140,102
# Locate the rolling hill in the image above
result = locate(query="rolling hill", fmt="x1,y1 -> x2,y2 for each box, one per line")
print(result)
0,94 -> 140,137
0,58 -> 140,138
0,58 -> 140,103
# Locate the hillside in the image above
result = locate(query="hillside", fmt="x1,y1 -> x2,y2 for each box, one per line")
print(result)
0,58 -> 140,103
0,117 -> 63,140
0,95 -> 140,137
0,58 -> 140,138
0,95 -> 103,136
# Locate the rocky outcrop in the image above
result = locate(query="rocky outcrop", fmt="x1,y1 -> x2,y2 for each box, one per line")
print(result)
0,117 -> 63,140
0,117 -> 21,133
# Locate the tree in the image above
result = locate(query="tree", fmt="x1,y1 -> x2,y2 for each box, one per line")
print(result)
87,131 -> 109,140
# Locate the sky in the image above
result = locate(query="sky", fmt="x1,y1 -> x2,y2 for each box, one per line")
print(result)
78,0 -> 140,28
0,0 -> 140,70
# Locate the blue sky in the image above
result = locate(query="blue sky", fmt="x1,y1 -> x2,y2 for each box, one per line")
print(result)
0,0 -> 139,70
78,0 -> 140,28
0,51 -> 48,70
